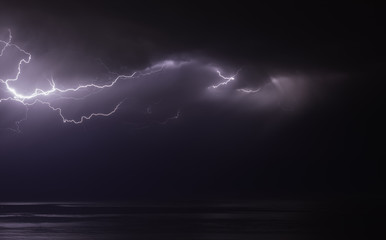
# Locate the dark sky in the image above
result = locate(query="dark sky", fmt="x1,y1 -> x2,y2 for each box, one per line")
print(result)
0,1 -> 383,201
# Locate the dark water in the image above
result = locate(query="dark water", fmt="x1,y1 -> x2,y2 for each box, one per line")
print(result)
0,200 -> 384,239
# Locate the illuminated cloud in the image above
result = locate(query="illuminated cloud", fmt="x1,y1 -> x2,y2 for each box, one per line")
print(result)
0,29 -> 330,133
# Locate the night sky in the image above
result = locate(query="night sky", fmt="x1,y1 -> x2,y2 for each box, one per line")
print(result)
0,1 -> 383,202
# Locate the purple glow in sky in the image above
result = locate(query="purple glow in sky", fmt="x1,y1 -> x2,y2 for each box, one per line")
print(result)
0,29 -> 328,133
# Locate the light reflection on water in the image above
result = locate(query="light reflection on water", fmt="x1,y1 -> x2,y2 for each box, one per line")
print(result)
0,202 -> 317,240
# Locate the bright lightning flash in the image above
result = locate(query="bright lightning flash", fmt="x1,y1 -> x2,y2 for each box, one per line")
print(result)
211,70 -> 240,88
0,30 -> 137,132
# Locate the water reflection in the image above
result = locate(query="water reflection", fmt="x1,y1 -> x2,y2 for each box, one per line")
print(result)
0,201 -> 320,240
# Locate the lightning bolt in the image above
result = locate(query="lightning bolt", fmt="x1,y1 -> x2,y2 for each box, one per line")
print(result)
23,99 -> 124,124
211,69 -> 240,88
0,30 -> 133,132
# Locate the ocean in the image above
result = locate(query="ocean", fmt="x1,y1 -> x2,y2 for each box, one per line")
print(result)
0,201 -> 321,240
1,200 -> 383,240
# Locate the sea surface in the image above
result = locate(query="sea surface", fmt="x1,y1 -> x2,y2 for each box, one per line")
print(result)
0,200 -> 382,240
